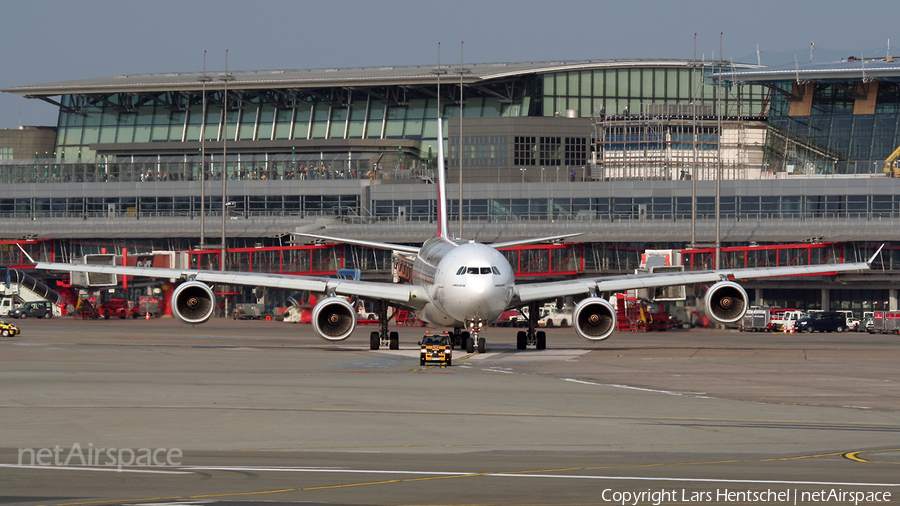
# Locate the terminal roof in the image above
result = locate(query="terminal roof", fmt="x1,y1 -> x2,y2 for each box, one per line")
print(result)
3,59 -> 755,97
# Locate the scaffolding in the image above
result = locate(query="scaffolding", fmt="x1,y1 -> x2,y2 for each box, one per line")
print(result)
590,107 -> 766,181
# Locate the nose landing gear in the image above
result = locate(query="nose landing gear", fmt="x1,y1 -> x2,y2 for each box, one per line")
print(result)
452,319 -> 485,353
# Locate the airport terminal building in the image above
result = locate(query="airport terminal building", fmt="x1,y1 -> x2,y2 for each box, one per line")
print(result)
3,57 -> 900,315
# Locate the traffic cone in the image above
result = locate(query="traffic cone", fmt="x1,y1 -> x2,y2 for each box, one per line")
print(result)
145,311 -> 150,320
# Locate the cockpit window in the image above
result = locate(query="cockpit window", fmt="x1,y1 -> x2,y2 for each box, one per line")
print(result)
460,266 -> 496,275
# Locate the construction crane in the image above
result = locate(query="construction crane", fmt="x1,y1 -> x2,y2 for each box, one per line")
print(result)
884,144 -> 900,176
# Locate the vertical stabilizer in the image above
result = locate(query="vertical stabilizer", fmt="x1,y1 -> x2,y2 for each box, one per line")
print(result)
434,114 -> 452,241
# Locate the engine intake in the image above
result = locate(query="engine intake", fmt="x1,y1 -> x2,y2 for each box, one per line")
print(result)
172,281 -> 215,324
705,281 -> 748,324
573,297 -> 617,341
312,297 -> 356,341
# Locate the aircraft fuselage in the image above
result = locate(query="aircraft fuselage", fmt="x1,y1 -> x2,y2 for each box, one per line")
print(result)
411,238 -> 515,328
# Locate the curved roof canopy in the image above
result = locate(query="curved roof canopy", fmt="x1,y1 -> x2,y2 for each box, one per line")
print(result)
711,58 -> 900,84
4,59 -> 756,97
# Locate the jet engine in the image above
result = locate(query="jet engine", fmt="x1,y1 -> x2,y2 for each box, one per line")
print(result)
311,297 -> 356,341
172,280 -> 215,324
704,281 -> 748,324
573,297 -> 617,341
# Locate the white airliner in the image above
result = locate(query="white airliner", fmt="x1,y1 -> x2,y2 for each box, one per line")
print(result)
22,119 -> 881,354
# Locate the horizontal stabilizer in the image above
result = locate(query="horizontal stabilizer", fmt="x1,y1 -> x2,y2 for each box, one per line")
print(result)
490,233 -> 582,249
292,233 -> 420,254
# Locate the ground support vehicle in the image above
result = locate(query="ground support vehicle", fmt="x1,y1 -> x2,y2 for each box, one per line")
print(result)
862,317 -> 874,332
0,297 -> 18,317
0,319 -> 19,337
419,332 -> 452,366
538,309 -> 573,328
97,298 -> 140,319
739,307 -> 770,332
493,309 -> 521,327
796,311 -> 848,333
10,300 -> 54,319
768,310 -> 802,333
233,303 -> 265,320
396,310 -> 426,327
870,311 -> 900,334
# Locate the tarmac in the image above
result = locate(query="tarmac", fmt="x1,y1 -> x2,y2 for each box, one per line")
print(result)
1,316 -> 898,505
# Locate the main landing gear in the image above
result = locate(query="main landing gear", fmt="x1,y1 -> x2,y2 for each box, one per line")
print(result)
369,302 -> 399,351
516,301 -> 547,350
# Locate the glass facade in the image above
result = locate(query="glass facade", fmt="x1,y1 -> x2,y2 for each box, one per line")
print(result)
48,63 -> 769,165
53,86 -> 530,161
765,81 -> 900,174
541,66 -> 769,118
5,192 -> 899,222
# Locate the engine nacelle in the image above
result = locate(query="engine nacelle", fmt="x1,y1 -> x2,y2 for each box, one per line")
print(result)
705,281 -> 748,324
172,281 -> 215,324
573,297 -> 617,341
312,297 -> 356,341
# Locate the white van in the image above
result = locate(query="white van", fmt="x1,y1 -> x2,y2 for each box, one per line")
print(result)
0,297 -> 18,317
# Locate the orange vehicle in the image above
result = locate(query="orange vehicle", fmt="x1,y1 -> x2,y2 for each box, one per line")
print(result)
419,332 -> 452,366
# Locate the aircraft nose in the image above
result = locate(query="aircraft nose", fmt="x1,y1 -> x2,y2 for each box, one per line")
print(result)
447,276 -> 509,322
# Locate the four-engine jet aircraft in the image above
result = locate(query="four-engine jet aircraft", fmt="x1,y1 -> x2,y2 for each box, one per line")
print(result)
22,118 -> 881,353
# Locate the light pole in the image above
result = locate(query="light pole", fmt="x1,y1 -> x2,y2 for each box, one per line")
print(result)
219,50 -> 234,271
198,51 -> 211,249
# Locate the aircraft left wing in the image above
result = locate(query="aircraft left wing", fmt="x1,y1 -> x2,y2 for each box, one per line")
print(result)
30,259 -> 429,307
513,254 -> 879,304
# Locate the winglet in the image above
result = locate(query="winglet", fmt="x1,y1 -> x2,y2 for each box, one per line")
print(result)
867,244 -> 885,265
16,243 -> 37,264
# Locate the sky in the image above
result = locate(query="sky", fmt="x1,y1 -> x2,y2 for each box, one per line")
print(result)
2,0 -> 898,129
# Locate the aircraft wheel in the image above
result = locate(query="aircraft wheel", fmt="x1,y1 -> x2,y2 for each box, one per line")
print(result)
477,337 -> 486,354
465,337 -> 475,354
536,331 -> 547,350
369,331 -> 380,350
516,331 -> 527,350
389,331 -> 399,350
